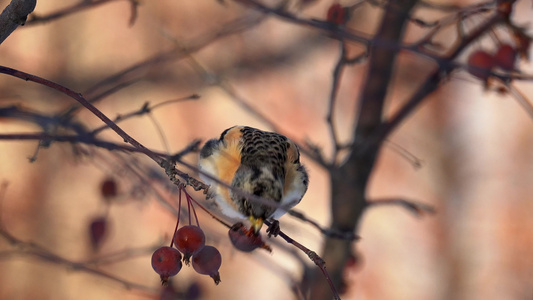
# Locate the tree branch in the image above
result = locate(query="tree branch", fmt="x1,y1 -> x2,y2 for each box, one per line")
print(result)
0,0 -> 36,44
309,1 -> 419,299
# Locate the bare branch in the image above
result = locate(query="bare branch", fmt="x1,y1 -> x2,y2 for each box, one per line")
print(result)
370,11 -> 505,148
264,219 -> 341,300
0,65 -> 164,163
0,132 -> 169,157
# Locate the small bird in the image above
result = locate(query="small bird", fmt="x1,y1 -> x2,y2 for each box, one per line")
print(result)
199,126 -> 308,235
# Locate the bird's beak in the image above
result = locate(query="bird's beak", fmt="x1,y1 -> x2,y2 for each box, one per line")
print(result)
249,216 -> 264,235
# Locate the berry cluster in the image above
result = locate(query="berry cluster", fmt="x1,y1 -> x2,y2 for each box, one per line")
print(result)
467,43 -> 518,81
465,3 -> 532,86
151,187 -> 222,286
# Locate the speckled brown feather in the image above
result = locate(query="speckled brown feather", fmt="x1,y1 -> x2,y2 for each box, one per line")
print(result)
239,126 -> 290,180
199,126 -> 308,225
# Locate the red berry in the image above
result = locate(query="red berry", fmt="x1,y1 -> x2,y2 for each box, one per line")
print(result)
192,246 -> 222,285
228,222 -> 271,252
327,4 -> 348,25
100,178 -> 117,199
467,50 -> 494,80
89,216 -> 107,250
151,246 -> 183,285
494,44 -> 517,71
173,225 -> 205,264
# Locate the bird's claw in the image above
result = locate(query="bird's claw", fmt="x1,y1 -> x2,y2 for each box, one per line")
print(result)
266,219 -> 281,238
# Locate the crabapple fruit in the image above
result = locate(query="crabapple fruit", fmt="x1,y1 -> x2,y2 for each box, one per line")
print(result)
173,225 -> 206,264
192,245 -> 222,285
151,246 -> 183,285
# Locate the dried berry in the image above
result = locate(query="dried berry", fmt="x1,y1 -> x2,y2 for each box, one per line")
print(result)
151,246 -> 183,285
192,246 -> 222,285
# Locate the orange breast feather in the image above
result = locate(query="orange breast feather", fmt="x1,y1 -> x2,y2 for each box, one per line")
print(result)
213,129 -> 242,205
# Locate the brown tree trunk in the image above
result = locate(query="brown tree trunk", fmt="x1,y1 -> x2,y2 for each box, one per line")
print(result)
308,1 -> 419,298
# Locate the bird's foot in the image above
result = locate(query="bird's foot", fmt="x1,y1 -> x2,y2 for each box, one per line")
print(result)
266,219 -> 281,238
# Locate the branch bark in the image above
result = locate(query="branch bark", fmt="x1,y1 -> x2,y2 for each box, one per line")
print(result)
0,0 -> 36,44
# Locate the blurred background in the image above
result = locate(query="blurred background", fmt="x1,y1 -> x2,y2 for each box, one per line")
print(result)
0,0 -> 532,299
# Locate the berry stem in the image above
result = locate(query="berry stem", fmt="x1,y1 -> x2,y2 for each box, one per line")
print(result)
182,190 -> 231,229
184,189 -> 201,227
186,192 -> 192,226
169,186 -> 183,248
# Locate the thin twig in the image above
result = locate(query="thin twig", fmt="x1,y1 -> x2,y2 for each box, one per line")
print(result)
90,94 -> 199,135
0,65 -> 163,163
326,42 -> 347,165
84,15 -> 264,100
83,244 -> 160,266
26,0 -> 139,26
383,140 -> 424,169
264,220 -> 341,300
367,11 -> 506,149
506,83 -> 533,120
368,198 -> 436,216
288,209 -> 359,241
182,46 -> 331,168
181,188 -> 232,229
0,132 -> 169,157
0,246 -> 157,293
234,0 -> 370,45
